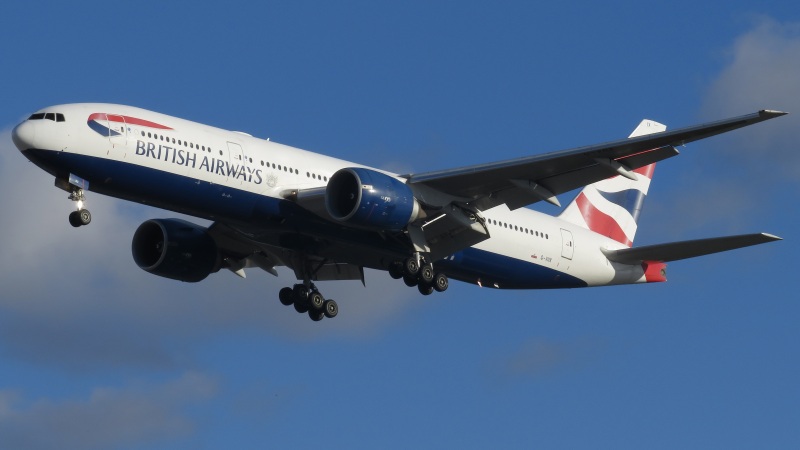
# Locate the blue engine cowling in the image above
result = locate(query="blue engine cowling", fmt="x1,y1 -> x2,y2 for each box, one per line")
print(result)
326,167 -> 420,230
131,219 -> 220,282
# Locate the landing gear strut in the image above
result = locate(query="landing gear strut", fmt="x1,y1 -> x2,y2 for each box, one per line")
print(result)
67,187 -> 91,228
278,283 -> 339,322
391,255 -> 449,297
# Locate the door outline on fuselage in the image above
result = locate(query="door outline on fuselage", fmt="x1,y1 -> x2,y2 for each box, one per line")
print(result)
226,141 -> 246,184
106,114 -> 127,157
560,228 -> 574,260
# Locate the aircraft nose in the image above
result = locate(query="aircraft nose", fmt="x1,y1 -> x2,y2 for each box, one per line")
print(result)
12,120 -> 37,152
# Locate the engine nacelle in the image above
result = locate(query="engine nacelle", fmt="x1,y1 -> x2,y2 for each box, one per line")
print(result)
131,219 -> 220,282
326,167 -> 420,230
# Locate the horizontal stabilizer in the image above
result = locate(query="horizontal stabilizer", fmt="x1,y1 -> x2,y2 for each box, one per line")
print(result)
602,233 -> 782,264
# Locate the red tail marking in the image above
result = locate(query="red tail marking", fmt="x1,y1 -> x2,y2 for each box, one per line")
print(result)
642,261 -> 667,282
633,163 -> 656,178
575,193 -> 632,246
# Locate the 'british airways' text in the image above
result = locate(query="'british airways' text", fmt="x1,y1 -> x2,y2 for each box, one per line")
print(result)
135,140 -> 263,184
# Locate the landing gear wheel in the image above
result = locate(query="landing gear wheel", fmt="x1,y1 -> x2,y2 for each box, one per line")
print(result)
418,283 -> 434,296
293,284 -> 309,303
404,257 -> 420,276
403,273 -> 418,287
433,273 -> 449,292
308,310 -> 325,322
279,287 -> 294,306
294,301 -> 309,314
78,209 -> 91,226
68,211 -> 81,227
308,292 -> 324,311
419,264 -> 435,284
389,262 -> 404,279
323,299 -> 338,318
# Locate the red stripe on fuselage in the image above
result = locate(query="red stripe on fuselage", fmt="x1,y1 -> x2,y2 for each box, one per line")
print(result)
87,113 -> 172,130
575,193 -> 632,246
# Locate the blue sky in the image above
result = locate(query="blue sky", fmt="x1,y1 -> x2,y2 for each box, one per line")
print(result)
1,1 -> 799,448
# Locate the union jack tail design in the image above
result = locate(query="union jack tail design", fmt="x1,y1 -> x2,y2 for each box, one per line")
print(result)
558,119 -> 666,247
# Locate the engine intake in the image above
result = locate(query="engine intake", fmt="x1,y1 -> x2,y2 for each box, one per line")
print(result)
326,167 -> 420,230
131,219 -> 220,282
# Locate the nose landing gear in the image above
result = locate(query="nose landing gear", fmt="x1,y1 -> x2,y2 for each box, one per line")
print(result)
59,175 -> 92,228
67,188 -> 91,227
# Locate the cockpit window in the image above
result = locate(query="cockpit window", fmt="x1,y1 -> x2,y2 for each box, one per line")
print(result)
28,112 -> 66,122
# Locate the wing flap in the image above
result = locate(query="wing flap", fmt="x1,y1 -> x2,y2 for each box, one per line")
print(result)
297,262 -> 365,283
602,233 -> 782,264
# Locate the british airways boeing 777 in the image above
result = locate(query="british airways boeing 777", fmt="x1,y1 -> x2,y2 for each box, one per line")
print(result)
12,104 -> 785,321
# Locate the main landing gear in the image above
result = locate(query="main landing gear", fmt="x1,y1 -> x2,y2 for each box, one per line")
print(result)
389,255 -> 449,296
67,187 -> 91,228
278,283 -> 339,322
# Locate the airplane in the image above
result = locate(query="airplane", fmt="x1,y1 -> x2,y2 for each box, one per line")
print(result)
11,104 -> 785,321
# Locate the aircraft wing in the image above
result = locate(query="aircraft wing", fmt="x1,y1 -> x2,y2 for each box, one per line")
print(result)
406,110 -> 786,211
208,222 -> 366,282
601,233 -> 782,264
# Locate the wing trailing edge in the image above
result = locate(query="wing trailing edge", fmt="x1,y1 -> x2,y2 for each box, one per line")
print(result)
406,109 -> 787,211
602,233 -> 782,264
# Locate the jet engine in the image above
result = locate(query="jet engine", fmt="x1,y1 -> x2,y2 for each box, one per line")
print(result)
325,167 -> 421,230
131,219 -> 220,282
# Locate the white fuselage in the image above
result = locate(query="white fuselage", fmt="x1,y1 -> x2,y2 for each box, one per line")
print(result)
13,103 -> 648,289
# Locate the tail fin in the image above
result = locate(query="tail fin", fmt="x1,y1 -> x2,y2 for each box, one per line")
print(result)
558,119 -> 667,247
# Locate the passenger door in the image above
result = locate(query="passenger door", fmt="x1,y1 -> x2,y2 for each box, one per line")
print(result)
560,228 -> 574,260
226,141 -> 246,184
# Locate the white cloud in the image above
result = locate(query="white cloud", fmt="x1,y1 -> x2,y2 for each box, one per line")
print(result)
701,17 -> 800,179
486,337 -> 604,382
639,18 -> 800,240
0,372 -> 216,450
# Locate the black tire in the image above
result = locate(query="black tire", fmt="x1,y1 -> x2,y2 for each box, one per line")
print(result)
419,264 -> 434,284
294,301 -> 309,314
418,283 -> 434,296
279,287 -> 294,306
293,284 -> 309,303
309,292 -> 324,311
403,273 -> 418,287
388,262 -> 404,279
68,211 -> 81,228
323,299 -> 338,318
433,273 -> 449,292
404,257 -> 420,276
78,209 -> 91,226
308,310 -> 325,322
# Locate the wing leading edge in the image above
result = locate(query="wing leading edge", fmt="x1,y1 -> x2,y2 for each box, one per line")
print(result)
406,110 -> 787,211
